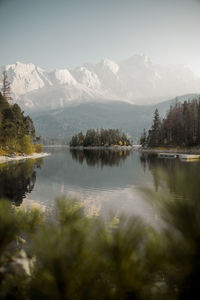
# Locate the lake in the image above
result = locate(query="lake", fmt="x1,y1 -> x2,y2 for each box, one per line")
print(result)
1,148 -> 200,225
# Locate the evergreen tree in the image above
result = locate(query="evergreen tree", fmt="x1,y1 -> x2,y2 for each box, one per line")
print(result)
1,70 -> 12,101
152,109 -> 161,131
140,129 -> 147,146
0,92 -> 36,153
70,129 -> 132,147
148,109 -> 161,147
146,98 -> 200,148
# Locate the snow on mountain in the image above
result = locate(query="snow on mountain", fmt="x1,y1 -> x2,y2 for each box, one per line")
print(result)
118,55 -> 162,101
49,68 -> 77,85
117,54 -> 200,103
72,67 -> 101,90
1,54 -> 200,110
87,58 -> 124,99
0,62 -> 51,98
96,58 -> 119,75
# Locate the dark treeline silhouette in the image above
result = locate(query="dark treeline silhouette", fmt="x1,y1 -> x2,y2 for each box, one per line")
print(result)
0,159 -> 43,205
141,98 -> 200,147
70,128 -> 132,147
70,149 -> 131,167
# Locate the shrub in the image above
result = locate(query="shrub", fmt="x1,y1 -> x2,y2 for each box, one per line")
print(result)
20,135 -> 34,154
34,144 -> 43,153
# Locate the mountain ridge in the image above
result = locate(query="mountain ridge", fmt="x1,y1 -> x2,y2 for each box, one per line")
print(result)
1,54 -> 200,110
30,93 -> 200,142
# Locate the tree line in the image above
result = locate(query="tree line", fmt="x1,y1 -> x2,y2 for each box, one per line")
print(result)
0,72 -> 42,154
70,128 -> 132,147
141,98 -> 200,147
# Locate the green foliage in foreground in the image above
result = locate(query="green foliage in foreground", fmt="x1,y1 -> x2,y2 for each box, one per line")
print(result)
70,128 -> 132,147
0,194 -> 200,300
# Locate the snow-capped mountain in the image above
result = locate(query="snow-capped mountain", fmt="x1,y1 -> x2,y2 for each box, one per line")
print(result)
1,62 -> 48,96
1,54 -> 200,110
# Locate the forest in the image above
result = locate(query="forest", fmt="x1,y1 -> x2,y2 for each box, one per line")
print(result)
141,98 -> 200,147
70,128 -> 132,147
0,92 -> 41,154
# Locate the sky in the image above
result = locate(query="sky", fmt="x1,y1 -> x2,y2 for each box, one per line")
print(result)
0,0 -> 200,75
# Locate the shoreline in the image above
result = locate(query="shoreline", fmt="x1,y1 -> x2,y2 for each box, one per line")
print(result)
139,147 -> 200,154
0,152 -> 50,165
69,145 -> 133,150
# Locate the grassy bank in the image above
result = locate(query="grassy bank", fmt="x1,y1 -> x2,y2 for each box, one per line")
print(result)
0,143 -> 43,156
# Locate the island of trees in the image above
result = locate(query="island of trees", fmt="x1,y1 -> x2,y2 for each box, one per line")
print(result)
0,71 -> 42,155
141,98 -> 200,148
70,128 -> 132,147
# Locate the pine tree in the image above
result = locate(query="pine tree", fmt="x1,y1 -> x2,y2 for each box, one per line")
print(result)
140,129 -> 147,146
152,109 -> 161,131
148,109 -> 162,147
1,70 -> 12,101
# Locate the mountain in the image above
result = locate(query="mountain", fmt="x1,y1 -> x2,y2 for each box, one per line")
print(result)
30,94 -> 199,142
0,62 -> 105,110
1,55 -> 200,110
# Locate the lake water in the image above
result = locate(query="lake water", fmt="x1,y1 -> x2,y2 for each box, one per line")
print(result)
1,148 -> 200,225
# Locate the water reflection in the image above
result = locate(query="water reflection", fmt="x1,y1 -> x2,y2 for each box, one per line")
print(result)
2,147 -> 200,224
0,159 -> 43,206
140,153 -> 200,201
70,149 -> 131,167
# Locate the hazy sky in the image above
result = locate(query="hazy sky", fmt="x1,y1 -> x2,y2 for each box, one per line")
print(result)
1,0 -> 200,74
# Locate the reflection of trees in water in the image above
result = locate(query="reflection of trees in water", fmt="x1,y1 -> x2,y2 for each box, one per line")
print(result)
70,149 -> 131,167
140,153 -> 200,201
140,154 -> 200,298
0,159 -> 43,206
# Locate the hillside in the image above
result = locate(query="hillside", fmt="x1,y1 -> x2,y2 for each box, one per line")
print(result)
30,94 -> 199,143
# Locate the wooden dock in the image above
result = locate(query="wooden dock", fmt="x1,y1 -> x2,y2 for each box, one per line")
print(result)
179,154 -> 200,161
158,153 -> 178,158
158,153 -> 200,161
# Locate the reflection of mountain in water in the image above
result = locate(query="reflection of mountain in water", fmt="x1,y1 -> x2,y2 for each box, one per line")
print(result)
70,149 -> 131,167
0,159 -> 43,206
